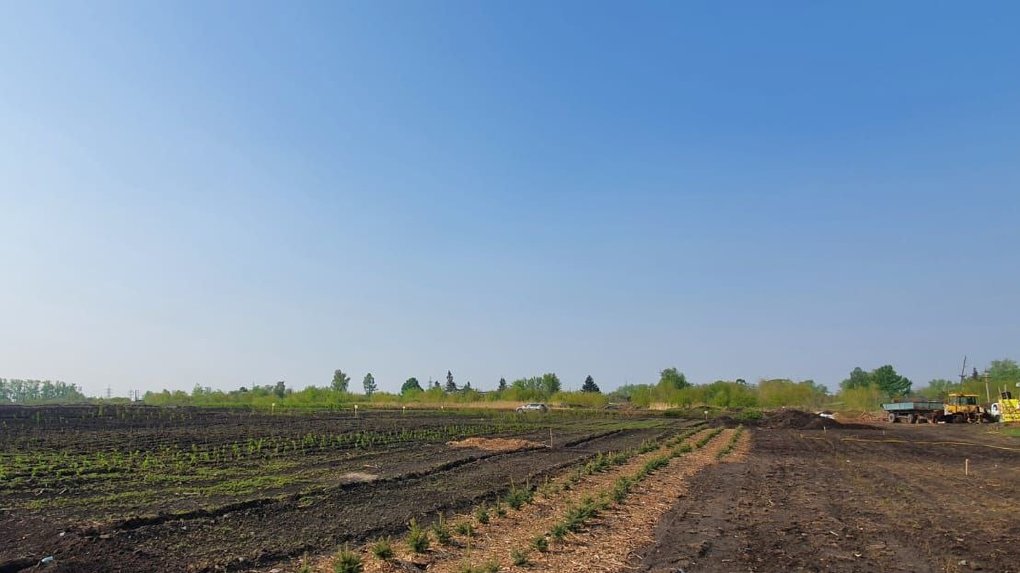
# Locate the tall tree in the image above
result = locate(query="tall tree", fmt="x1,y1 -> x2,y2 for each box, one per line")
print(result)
986,359 -> 1020,387
498,377 -> 507,392
540,373 -> 561,396
658,367 -> 690,390
273,380 -> 287,399
401,377 -> 423,395
445,370 -> 457,392
870,365 -> 911,397
363,373 -> 377,397
919,378 -> 957,400
331,370 -> 350,393
581,375 -> 600,393
840,367 -> 871,390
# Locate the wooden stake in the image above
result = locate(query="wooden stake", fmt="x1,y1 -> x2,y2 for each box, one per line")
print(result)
965,458 -> 970,476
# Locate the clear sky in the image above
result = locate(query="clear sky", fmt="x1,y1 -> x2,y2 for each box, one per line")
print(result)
2,1 -> 1018,397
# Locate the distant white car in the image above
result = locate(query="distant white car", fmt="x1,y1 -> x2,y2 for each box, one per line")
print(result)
816,411 -> 835,419
516,403 -> 548,413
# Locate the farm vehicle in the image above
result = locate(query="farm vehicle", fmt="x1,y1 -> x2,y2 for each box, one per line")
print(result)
988,390 -> 1020,423
882,394 -> 991,424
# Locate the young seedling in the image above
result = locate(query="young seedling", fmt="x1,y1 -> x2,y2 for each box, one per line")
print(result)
407,519 -> 430,553
370,537 -> 394,560
432,513 -> 452,545
333,545 -> 363,573
475,505 -> 490,524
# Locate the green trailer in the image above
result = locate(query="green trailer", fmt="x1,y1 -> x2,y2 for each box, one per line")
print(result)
881,401 -> 945,424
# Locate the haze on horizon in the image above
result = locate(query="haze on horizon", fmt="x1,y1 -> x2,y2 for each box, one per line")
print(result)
2,2 -> 1019,398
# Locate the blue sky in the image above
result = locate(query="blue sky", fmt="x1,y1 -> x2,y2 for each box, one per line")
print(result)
2,1 -> 1018,396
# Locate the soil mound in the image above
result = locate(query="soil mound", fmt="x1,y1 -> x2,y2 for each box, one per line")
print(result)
447,437 -> 545,452
761,409 -> 876,430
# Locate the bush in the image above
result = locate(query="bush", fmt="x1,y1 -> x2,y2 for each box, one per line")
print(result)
334,545 -> 363,573
550,522 -> 568,540
431,514 -> 452,545
505,483 -> 533,509
511,548 -> 528,566
532,534 -> 549,552
407,519 -> 430,553
370,537 -> 393,560
475,505 -> 490,524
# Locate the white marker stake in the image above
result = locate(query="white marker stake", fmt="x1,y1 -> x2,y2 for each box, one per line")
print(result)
965,458 -> 969,476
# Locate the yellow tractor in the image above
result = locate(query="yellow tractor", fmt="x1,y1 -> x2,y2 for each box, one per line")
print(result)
943,393 -> 987,423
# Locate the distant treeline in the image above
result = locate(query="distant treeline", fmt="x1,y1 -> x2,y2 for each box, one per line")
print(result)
0,379 -> 88,404
141,369 -> 832,411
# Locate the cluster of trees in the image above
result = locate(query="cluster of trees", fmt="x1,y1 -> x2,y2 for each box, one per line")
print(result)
917,359 -> 1020,401
0,379 -> 87,404
132,358 -> 1020,411
608,368 -> 826,410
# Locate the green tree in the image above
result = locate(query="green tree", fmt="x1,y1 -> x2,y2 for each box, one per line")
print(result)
840,365 -> 910,398
540,373 -> 561,396
840,367 -> 871,390
273,380 -> 287,399
986,359 -> 1020,388
658,367 -> 689,390
581,375 -> 600,393
363,373 -> 377,397
401,377 -> 423,395
870,365 -> 911,397
332,370 -> 350,393
445,371 -> 457,393
918,378 -> 957,400
498,377 -> 507,392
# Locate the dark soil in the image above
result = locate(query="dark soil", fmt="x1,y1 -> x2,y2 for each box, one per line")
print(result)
0,405 -> 691,572
631,423 -> 1020,572
712,409 -> 876,430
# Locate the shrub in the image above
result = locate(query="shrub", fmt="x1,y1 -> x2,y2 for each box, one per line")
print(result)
511,548 -> 528,566
455,521 -> 475,537
408,519 -> 430,553
505,483 -> 533,509
431,513 -> 452,545
475,505 -> 490,524
334,545 -> 363,573
370,537 -> 393,560
532,535 -> 549,552
550,522 -> 568,540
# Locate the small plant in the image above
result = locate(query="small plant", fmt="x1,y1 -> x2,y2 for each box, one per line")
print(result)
455,521 -> 475,537
457,562 -> 500,573
334,545 -> 363,573
505,483 -> 533,509
550,522 -> 568,540
532,535 -> 548,552
408,519 -> 430,553
475,505 -> 490,524
371,537 -> 394,560
511,548 -> 529,566
431,513 -> 452,545
494,500 -> 507,517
